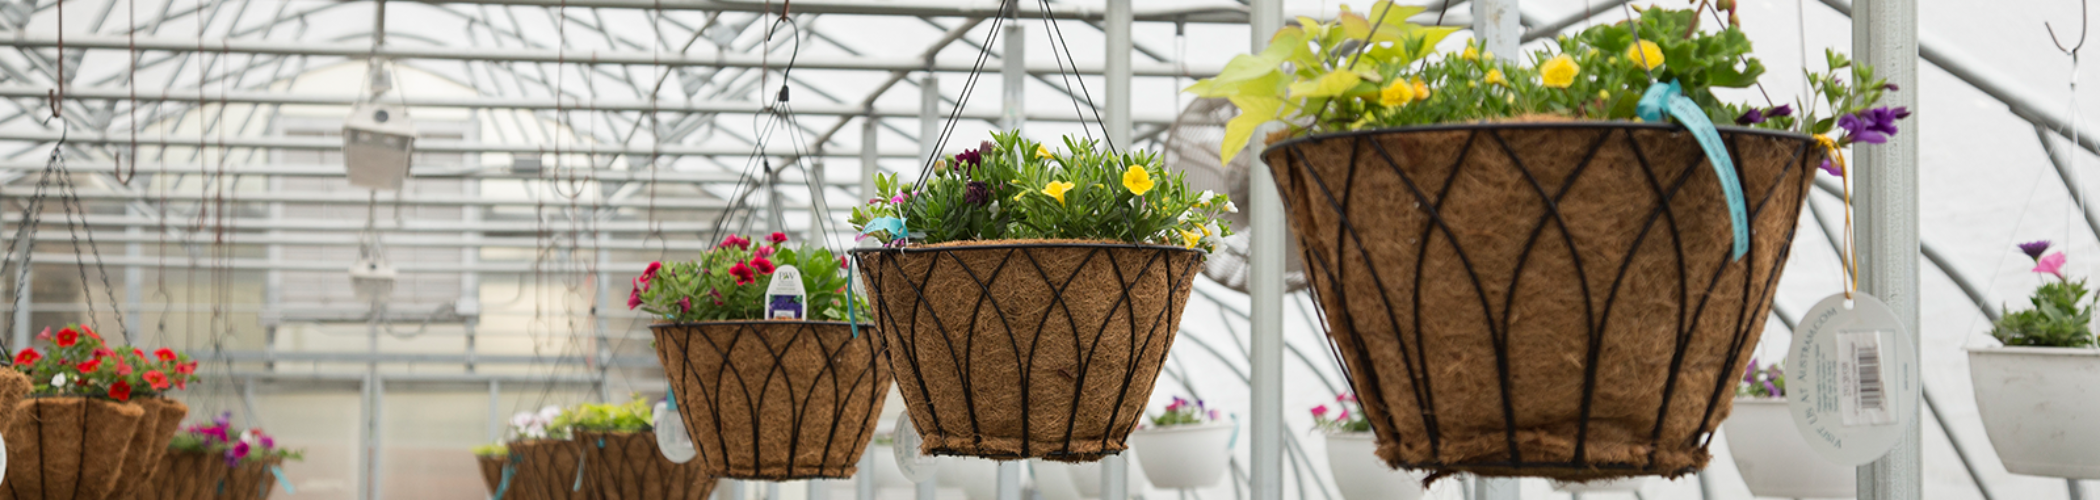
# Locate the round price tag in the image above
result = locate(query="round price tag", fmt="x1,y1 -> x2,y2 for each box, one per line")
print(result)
892,418 -> 937,483
1784,292 -> 1917,466
653,400 -> 697,464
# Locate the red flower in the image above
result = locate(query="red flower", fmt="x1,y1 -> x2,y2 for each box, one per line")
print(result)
750,257 -> 776,275
35,327 -> 48,341
81,325 -> 100,341
77,358 -> 101,374
143,371 -> 170,390
678,297 -> 693,312
93,348 -> 113,359
718,235 -> 751,250
627,278 -> 645,310
54,327 -> 78,348
176,361 -> 196,375
642,262 -> 663,282
156,348 -> 176,362
13,348 -> 40,366
755,246 -> 776,258
109,379 -> 132,402
116,362 -> 132,376
131,348 -> 145,360
729,262 -> 756,285
767,232 -> 788,244
838,256 -> 850,270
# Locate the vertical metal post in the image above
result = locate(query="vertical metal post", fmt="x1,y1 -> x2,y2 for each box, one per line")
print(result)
855,447 -> 876,500
920,74 -> 941,165
997,462 -> 1023,500
808,480 -> 830,500
1001,23 -> 1025,132
1102,2 -> 1134,497
124,224 -> 141,343
768,480 -> 782,500
1248,0 -> 1286,500
862,114 -> 881,199
2070,480 -> 2085,500
808,154 -> 828,243
487,380 -> 502,444
462,163 -> 483,372
1472,0 -> 1520,61
1473,2 -> 1522,498
594,230 -> 614,403
1853,0 -> 1919,497
917,468 -> 938,500
12,266 -> 30,350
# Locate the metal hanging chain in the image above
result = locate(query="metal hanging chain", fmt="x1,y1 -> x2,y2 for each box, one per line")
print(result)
2050,0 -> 2089,248
702,11 -> 811,246
901,0 -> 1018,207
1032,0 -> 1118,154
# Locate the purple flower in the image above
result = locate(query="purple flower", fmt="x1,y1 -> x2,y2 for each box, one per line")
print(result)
2020,240 -> 2053,261
964,181 -> 991,206
1763,380 -> 1781,398
1839,106 -> 1911,145
1819,158 -> 1843,177
954,149 -> 981,169
1766,104 -> 1793,118
1735,108 -> 1765,125
1883,83 -> 1900,91
1743,357 -> 1759,385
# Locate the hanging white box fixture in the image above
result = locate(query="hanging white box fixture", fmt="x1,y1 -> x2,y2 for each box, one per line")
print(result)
344,62 -> 416,190
349,254 -> 397,305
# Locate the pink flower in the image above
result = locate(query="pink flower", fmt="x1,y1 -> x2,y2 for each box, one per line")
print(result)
755,246 -> 776,258
1335,409 -> 1350,422
627,279 -> 644,310
679,297 -> 693,312
2036,251 -> 2068,279
750,257 -> 777,275
767,232 -> 788,244
642,262 -> 662,282
1310,404 -> 1328,418
730,262 -> 756,285
718,235 -> 751,250
838,256 -> 851,269
1337,393 -> 1357,403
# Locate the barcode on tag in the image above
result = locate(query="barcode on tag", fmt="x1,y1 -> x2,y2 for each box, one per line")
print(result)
1838,330 -> 1894,426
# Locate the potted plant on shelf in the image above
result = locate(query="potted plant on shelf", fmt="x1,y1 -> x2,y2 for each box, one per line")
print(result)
1969,242 -> 2100,479
5,324 -> 171,500
1127,396 -> 1233,489
1723,359 -> 1854,498
154,411 -> 302,500
636,233 -> 890,479
113,346 -> 200,500
559,396 -> 718,500
1316,394 -> 1422,500
1190,2 -> 1907,480
850,131 -> 1235,461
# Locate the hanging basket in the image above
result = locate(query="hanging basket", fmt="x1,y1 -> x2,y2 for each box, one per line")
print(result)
0,370 -> 28,428
111,397 -> 189,500
508,439 -> 585,500
150,450 -> 284,500
651,320 -> 890,479
0,397 -> 148,500
1260,123 -> 1818,480
477,454 -> 507,497
1968,346 -> 2100,479
853,240 -> 1204,461
573,431 -> 719,500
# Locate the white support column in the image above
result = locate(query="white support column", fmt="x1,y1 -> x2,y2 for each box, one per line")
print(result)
916,468 -> 939,500
1103,2 -> 1134,496
862,114 -> 880,202
997,461 -> 1023,500
855,447 -> 876,500
1002,23 -> 1026,132
1248,1 -> 1286,500
1473,2 -> 1521,498
1853,0 -> 1920,497
921,74 -> 941,165
12,266 -> 30,350
124,224 -> 141,343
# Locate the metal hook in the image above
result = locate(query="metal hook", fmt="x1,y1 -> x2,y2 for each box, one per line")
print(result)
2049,0 -> 2090,56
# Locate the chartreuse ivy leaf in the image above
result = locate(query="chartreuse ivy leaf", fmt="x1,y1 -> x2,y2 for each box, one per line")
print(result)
1221,96 -> 1283,166
1289,70 -> 1362,98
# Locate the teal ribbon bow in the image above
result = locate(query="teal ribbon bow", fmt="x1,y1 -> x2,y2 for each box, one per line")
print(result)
1639,80 -> 1750,260
270,465 -> 296,494
859,217 -> 908,242
493,457 -> 517,500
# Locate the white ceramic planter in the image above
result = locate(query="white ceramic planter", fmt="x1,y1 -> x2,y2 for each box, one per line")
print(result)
1969,346 -> 2100,479
1062,457 -> 1147,498
870,444 -> 914,489
1324,433 -> 1423,500
1127,422 -> 1234,489
1724,398 -> 1856,498
1550,477 -> 1645,493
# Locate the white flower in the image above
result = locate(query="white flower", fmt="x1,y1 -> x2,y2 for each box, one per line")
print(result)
50,374 -> 65,387
536,405 -> 563,423
1223,200 -> 1239,213
510,411 -> 537,429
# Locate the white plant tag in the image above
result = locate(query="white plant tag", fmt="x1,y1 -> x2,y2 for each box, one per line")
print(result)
653,400 -> 697,463
1837,330 -> 1894,427
893,418 -> 936,483
765,265 -> 806,320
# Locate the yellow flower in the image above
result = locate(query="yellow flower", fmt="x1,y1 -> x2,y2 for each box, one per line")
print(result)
1462,44 -> 1479,61
1042,181 -> 1076,205
1484,69 -> 1506,86
1627,40 -> 1665,70
1378,81 -> 1416,107
1412,79 -> 1430,101
1179,229 -> 1201,249
1482,50 -> 1495,61
1036,144 -> 1053,159
1598,89 -> 1610,100
1121,165 -> 1155,196
1539,54 -> 1579,89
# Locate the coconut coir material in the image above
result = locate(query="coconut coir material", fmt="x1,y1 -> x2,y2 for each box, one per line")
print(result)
0,370 -> 30,428
0,397 -> 147,500
574,431 -> 718,500
1261,124 -> 1817,480
653,321 -> 889,479
115,397 -> 190,500
478,454 -> 506,497
151,450 -> 283,500
853,241 -> 1204,462
509,439 -> 585,500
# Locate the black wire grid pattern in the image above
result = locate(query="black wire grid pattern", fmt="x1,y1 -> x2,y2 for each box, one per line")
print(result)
853,243 -> 1203,461
651,321 -> 889,480
148,450 -> 281,500
1264,123 -> 1815,476
574,431 -> 717,500
509,439 -> 584,500
4,398 -> 145,500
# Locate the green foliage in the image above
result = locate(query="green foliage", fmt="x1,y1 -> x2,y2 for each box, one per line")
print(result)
1993,279 -> 2099,348
554,395 -> 654,433
631,233 -> 868,323
1181,0 -> 1459,165
473,443 -> 509,457
1189,4 -> 1897,161
849,131 -> 1236,250
1311,394 -> 1373,434
1147,396 -> 1220,428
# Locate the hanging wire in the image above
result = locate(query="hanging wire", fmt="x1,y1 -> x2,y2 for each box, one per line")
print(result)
2050,0 -> 2091,253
